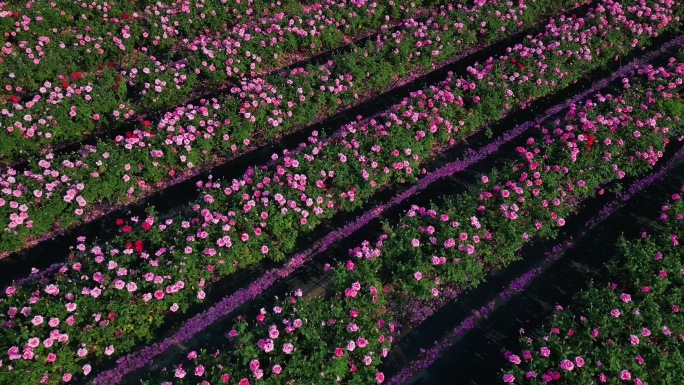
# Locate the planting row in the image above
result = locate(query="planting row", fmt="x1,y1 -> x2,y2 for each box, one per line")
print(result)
500,187 -> 684,384
0,0 -> 583,255
2,0 -> 423,94
132,50 -> 684,384
1,0 -> 433,160
2,39 -> 684,384
0,0 -> 671,256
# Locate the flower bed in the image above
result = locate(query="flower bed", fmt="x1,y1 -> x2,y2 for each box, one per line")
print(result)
0,0 -> 473,161
134,50 -> 684,384
1,1 -> 683,382
499,187 -> 684,384
0,0 -> 672,255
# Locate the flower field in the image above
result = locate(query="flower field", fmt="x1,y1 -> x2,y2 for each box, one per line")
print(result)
1,0 -> 684,384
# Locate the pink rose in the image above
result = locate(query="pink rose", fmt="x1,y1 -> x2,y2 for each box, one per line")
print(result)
559,359 -> 574,371
346,340 -> 356,351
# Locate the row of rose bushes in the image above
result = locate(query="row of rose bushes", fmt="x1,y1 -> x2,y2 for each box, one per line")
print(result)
1,0 -> 290,75
2,0 -> 421,93
1,24 -> 683,384
500,188 -> 684,384
1,0 -> 436,159
134,50 -> 684,384
0,0 -> 590,254
0,0 -> 286,92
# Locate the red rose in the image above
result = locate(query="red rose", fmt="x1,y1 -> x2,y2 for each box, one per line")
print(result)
108,61 -> 114,67
143,120 -> 151,127
112,84 -> 118,90
115,76 -> 121,82
97,65 -> 103,71
125,242 -> 132,248
122,225 -> 132,233
70,72 -> 82,79
121,12 -> 129,19
142,222 -> 151,230
517,63 -> 524,69
61,81 -> 69,88
9,95 -> 18,103
115,219 -> 124,226
510,58 -> 516,63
